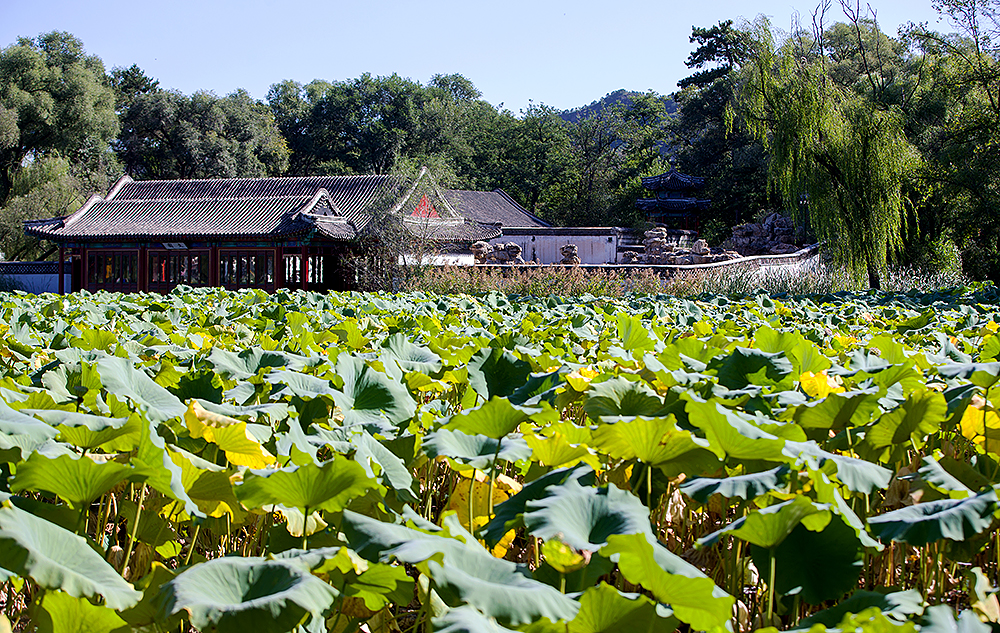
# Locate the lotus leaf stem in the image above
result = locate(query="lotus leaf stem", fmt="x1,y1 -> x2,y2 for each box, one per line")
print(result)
120,484 -> 146,575
184,523 -> 201,566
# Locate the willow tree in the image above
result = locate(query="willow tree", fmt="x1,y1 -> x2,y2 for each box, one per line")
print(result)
730,15 -> 918,288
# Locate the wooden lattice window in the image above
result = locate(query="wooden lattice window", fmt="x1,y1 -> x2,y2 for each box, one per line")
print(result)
86,250 -> 138,293
220,250 -> 275,290
148,251 -> 210,292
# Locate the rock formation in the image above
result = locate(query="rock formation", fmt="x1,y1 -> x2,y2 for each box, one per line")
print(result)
560,244 -> 581,265
471,241 -> 525,264
621,228 -> 740,264
723,213 -> 800,256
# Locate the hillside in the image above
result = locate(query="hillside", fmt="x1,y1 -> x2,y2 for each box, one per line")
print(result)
559,88 -> 677,123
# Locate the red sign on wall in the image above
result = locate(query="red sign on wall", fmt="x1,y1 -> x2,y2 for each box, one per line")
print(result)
412,194 -> 440,218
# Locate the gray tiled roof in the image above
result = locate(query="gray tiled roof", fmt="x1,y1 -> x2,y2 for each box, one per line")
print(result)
641,170 -> 706,191
444,189 -> 550,228
29,196 -> 318,239
25,172 -> 511,244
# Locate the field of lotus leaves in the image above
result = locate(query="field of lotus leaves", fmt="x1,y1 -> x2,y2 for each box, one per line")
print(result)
0,285 -> 1000,632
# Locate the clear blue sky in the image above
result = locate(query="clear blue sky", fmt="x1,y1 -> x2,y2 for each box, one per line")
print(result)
1,0 -> 949,112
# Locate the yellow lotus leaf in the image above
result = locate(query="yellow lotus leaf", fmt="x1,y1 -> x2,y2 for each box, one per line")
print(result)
692,320 -> 714,337
184,401 -> 275,468
960,395 -> 1000,455
800,371 -> 844,399
524,431 -> 601,470
447,476 -> 516,558
566,366 -> 599,392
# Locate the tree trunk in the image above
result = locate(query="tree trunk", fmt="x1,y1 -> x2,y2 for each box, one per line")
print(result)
867,262 -> 881,290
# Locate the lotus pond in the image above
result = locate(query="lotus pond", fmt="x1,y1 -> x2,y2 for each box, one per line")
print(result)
0,285 -> 998,632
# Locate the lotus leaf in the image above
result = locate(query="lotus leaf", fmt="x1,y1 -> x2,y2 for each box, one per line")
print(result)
10,451 -> 132,510
155,557 -> 337,633
423,429 -> 531,472
603,533 -> 734,631
0,503 -> 141,609
236,456 -> 377,515
867,489 -> 998,545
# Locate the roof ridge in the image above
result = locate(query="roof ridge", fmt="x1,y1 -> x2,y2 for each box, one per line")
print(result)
119,174 -> 396,186
102,194 -> 319,203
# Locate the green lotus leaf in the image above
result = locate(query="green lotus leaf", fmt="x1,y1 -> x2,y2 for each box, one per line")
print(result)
791,387 -> 881,430
131,420 -> 203,519
342,429 -> 418,502
36,590 -> 130,633
432,606 -> 519,633
567,582 -> 677,633
751,517 -> 862,605
443,397 -> 541,440
616,313 -> 657,353
343,560 -> 415,611
509,368 -> 565,407
681,465 -> 791,504
919,456 -> 974,498
342,510 -> 580,626
0,502 -> 141,609
590,415 -> 708,468
603,533 -> 734,631
331,355 -> 417,427
423,429 -> 531,472
583,378 -> 665,421
236,456 -> 377,515
209,348 -> 303,380
482,465 -> 595,547
937,362 -> 1000,390
382,333 -> 443,375
154,557 -> 337,633
796,589 -> 924,628
865,390 -> 947,455
0,400 -> 60,459
467,346 -> 532,399
699,496 -> 832,549
10,450 -> 132,510
95,356 -> 186,423
920,605 -> 991,633
265,370 -> 339,400
708,346 -> 793,389
686,399 -> 787,462
754,326 -> 831,375
783,440 -> 892,494
867,489 -> 998,545
522,477 -> 653,551
25,409 -> 138,451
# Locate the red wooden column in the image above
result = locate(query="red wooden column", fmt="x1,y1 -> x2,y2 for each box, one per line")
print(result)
275,246 -> 284,290
138,245 -> 147,292
301,245 -> 309,291
58,246 -> 65,295
210,246 -> 220,287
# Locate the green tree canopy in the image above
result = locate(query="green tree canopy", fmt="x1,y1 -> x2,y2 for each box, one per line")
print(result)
731,15 -> 919,287
0,31 -> 119,204
117,89 -> 289,180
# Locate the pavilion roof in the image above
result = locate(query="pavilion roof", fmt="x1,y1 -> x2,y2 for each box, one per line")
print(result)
25,170 -> 507,244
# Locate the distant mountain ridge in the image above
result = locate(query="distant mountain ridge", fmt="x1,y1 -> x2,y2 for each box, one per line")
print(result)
559,89 -> 677,123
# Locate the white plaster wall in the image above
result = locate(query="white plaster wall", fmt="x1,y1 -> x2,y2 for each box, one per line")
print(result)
489,235 -> 618,264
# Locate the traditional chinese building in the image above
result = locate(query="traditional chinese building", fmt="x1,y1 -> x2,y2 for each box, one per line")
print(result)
24,168 -> 539,293
635,169 -> 711,230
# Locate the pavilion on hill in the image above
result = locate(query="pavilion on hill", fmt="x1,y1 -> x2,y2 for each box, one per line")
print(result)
635,168 -> 711,230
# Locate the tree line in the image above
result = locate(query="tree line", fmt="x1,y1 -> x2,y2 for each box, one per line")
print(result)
0,33 -> 672,262
2,0 -> 1000,284
673,0 -> 1000,285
